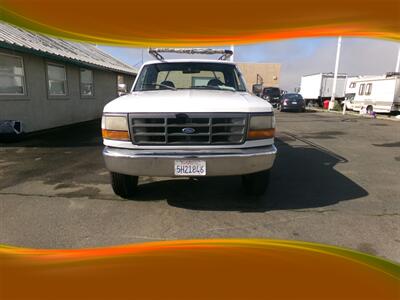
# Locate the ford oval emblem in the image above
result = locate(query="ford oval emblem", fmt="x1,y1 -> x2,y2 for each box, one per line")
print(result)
182,127 -> 195,134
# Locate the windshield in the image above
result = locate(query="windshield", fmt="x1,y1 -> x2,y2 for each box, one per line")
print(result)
263,87 -> 281,97
345,93 -> 356,100
134,62 -> 247,92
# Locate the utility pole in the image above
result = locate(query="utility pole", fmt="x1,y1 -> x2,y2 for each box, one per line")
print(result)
395,45 -> 400,73
329,36 -> 342,110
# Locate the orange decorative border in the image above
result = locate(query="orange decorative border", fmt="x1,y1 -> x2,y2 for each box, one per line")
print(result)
1,239 -> 399,299
1,0 -> 399,46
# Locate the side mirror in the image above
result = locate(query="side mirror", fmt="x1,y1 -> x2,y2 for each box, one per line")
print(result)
252,84 -> 263,96
118,83 -> 128,96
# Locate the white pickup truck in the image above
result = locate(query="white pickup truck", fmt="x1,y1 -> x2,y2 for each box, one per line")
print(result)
102,49 -> 277,198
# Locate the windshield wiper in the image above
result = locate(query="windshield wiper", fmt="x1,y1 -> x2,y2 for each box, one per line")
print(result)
142,83 -> 177,91
218,85 -> 236,91
193,85 -> 236,92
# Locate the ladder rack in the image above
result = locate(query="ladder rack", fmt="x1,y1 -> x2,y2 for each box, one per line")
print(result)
148,48 -> 233,61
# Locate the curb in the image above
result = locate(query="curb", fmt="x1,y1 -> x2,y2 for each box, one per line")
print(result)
306,108 -> 400,122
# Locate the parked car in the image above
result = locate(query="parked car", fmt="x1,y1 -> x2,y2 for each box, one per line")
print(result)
278,93 -> 306,112
101,49 -> 277,198
262,87 -> 281,106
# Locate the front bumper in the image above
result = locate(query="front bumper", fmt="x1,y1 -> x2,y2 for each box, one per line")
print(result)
103,145 -> 277,177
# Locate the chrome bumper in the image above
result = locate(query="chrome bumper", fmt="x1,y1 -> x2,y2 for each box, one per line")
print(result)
103,145 -> 277,177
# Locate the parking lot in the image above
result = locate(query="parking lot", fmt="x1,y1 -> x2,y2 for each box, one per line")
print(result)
0,111 -> 399,262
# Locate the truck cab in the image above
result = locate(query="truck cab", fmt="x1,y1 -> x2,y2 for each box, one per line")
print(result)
101,49 -> 277,198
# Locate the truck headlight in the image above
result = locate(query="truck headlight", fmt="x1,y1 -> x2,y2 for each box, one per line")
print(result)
247,114 -> 275,140
101,114 -> 130,140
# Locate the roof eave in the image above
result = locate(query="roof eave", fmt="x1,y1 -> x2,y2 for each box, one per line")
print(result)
0,42 -> 137,75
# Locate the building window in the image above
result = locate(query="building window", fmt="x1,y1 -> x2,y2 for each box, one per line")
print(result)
80,69 -> 94,97
365,83 -> 372,95
117,74 -> 125,85
0,53 -> 26,95
358,84 -> 365,95
117,74 -> 128,96
47,63 -> 67,96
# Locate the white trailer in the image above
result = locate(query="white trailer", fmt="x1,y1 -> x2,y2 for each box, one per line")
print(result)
300,73 -> 347,106
351,73 -> 400,113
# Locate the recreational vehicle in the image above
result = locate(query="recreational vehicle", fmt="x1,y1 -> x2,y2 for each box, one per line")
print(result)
299,73 -> 347,106
351,73 -> 400,113
343,76 -> 376,110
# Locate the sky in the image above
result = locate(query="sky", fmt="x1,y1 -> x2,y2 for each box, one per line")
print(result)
99,38 -> 400,91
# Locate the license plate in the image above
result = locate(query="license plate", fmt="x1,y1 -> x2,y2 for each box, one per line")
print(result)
174,160 -> 206,176
292,101 -> 297,104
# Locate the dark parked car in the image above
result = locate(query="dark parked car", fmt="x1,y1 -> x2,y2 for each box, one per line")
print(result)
278,93 -> 306,112
262,87 -> 281,106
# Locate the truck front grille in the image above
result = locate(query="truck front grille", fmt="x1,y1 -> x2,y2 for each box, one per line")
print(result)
129,113 -> 247,145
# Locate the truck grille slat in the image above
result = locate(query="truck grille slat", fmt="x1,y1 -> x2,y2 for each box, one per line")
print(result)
132,124 -> 166,128
168,133 -> 210,136
134,133 -> 166,136
212,131 -> 244,135
166,124 -> 211,127
130,113 -> 247,145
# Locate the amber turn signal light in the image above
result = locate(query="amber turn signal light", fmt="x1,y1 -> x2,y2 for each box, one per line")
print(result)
247,128 -> 275,140
102,129 -> 130,141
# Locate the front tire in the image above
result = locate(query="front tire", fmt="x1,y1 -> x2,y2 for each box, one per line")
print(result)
110,172 -> 138,198
242,170 -> 271,196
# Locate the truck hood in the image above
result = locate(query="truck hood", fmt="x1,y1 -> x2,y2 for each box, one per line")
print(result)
104,90 -> 272,113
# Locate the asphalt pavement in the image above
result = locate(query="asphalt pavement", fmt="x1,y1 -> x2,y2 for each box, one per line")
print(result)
1,111 -> 399,262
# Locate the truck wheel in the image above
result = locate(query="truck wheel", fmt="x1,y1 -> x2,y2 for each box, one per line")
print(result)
242,170 -> 271,196
110,172 -> 138,198
366,105 -> 373,114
